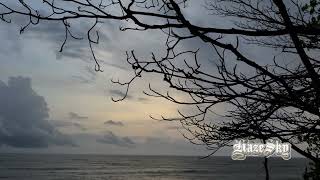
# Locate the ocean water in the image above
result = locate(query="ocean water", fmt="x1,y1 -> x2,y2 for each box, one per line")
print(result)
0,154 -> 309,180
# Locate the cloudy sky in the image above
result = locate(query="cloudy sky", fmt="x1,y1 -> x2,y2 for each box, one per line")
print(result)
0,0 -> 225,156
0,0 -> 304,157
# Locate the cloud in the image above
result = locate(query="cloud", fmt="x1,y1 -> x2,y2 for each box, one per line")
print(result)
51,120 -> 86,131
0,76 -> 74,148
68,112 -> 88,120
96,131 -> 135,147
72,122 -> 86,131
108,91 -> 152,102
71,66 -> 98,84
23,18 -> 110,64
0,4 -> 113,63
104,120 -> 124,127
137,97 -> 150,102
71,75 -> 92,84
108,89 -> 133,99
167,126 -> 183,130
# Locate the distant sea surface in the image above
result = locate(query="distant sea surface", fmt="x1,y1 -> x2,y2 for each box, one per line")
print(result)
0,154 -> 309,180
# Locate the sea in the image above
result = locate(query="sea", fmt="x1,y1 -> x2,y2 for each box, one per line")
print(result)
0,154 -> 309,180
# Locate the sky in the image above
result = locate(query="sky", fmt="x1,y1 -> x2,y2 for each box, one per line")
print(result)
0,0 -> 305,157
0,0 -> 220,156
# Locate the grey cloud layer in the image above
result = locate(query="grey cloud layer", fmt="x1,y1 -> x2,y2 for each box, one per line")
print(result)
97,131 -> 135,147
108,89 -> 133,99
52,120 -> 87,131
104,120 -> 124,127
68,112 -> 88,120
0,76 -> 74,148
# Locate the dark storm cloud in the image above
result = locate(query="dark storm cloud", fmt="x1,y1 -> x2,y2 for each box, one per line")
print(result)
104,120 -> 124,127
97,131 -> 135,147
68,112 -> 88,120
0,76 -> 74,148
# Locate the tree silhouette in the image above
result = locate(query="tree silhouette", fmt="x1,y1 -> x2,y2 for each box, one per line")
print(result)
1,0 -> 319,168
